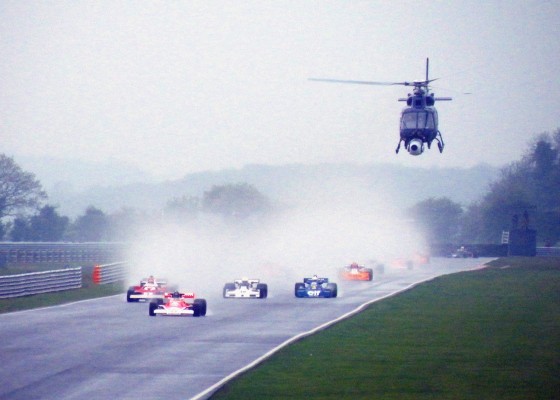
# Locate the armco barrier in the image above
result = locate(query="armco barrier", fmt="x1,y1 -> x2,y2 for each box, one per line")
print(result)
0,242 -> 125,264
92,262 -> 127,284
537,247 -> 560,257
0,267 -> 82,299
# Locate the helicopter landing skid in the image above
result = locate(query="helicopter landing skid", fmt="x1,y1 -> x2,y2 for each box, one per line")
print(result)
436,131 -> 445,153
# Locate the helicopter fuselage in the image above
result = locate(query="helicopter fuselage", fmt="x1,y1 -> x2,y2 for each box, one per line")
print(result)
396,89 -> 447,155
400,107 -> 438,155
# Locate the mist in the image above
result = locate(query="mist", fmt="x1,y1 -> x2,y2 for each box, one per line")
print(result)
123,176 -> 427,298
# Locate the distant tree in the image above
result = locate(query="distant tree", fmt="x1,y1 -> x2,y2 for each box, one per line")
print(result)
473,162 -> 534,242
407,197 -> 463,244
164,195 -> 200,222
465,129 -> 560,244
0,154 -> 47,220
106,207 -> 146,241
9,217 -> 29,242
459,201 -> 484,243
28,205 -> 69,241
68,206 -> 108,242
527,133 -> 560,243
202,183 -> 271,221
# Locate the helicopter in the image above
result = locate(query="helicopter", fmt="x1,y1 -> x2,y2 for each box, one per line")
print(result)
310,58 -> 452,156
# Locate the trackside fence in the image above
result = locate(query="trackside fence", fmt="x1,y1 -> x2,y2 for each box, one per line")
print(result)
92,262 -> 128,284
0,267 -> 82,299
0,242 -> 126,265
536,247 -> 560,257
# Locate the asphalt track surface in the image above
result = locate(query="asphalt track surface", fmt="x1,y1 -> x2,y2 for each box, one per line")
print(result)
0,258 -> 490,400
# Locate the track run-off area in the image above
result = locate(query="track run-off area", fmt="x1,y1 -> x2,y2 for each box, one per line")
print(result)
0,258 -> 490,400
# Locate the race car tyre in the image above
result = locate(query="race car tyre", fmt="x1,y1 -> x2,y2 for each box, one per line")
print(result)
223,283 -> 236,298
367,269 -> 374,281
126,288 -> 137,303
148,302 -> 158,316
328,283 -> 338,298
192,303 -> 201,317
257,283 -> 268,299
294,283 -> 305,297
194,299 -> 207,316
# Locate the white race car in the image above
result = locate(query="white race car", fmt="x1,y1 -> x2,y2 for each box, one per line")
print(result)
223,278 -> 268,299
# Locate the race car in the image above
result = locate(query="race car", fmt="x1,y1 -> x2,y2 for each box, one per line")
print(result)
391,252 -> 430,271
449,246 -> 478,258
413,252 -> 430,264
126,276 -> 168,302
391,257 -> 414,270
148,291 -> 207,317
339,262 -> 373,281
223,278 -> 268,298
294,275 -> 337,298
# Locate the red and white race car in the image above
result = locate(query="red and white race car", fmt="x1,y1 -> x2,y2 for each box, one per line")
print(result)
126,276 -> 168,302
149,291 -> 207,317
338,262 -> 374,281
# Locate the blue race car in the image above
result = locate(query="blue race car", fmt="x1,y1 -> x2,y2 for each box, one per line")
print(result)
294,275 -> 338,298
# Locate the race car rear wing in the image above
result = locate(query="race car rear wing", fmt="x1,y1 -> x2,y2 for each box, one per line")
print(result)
303,277 -> 329,285
140,279 -> 168,286
163,292 -> 195,299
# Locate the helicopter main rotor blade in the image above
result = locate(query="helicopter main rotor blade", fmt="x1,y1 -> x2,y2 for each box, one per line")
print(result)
309,78 -> 438,87
308,78 -> 404,86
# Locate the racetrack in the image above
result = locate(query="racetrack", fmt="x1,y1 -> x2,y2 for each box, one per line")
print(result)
0,258 -> 489,400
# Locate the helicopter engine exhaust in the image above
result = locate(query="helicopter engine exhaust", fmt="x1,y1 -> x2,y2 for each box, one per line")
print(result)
408,138 -> 424,156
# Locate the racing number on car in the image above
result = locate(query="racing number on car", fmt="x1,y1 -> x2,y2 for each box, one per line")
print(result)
307,290 -> 321,297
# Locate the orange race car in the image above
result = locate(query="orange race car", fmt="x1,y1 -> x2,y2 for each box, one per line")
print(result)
339,263 -> 373,281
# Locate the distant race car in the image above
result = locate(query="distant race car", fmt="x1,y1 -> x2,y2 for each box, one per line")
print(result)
295,275 -> 337,298
339,263 -> 373,281
391,258 -> 414,270
126,276 -> 168,302
391,252 -> 430,270
223,278 -> 268,299
413,252 -> 430,265
148,291 -> 207,317
450,246 -> 478,258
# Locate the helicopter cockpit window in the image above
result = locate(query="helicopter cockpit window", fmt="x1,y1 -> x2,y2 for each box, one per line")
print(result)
401,111 -> 435,130
401,112 -> 417,129
418,112 -> 436,129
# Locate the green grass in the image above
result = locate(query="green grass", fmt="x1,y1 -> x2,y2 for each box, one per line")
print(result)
212,257 -> 560,400
0,263 -> 124,314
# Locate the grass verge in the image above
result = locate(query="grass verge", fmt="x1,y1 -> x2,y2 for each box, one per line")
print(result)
211,257 -> 560,400
0,263 -> 124,314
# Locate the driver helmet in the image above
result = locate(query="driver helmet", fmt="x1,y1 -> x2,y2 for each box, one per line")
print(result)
172,291 -> 181,298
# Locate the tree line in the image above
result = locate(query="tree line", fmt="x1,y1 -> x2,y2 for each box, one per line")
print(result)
0,156 -> 271,242
1,128 -> 558,245
408,129 -> 560,246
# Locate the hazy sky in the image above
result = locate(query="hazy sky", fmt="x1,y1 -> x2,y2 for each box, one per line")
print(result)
2,1 -> 559,180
